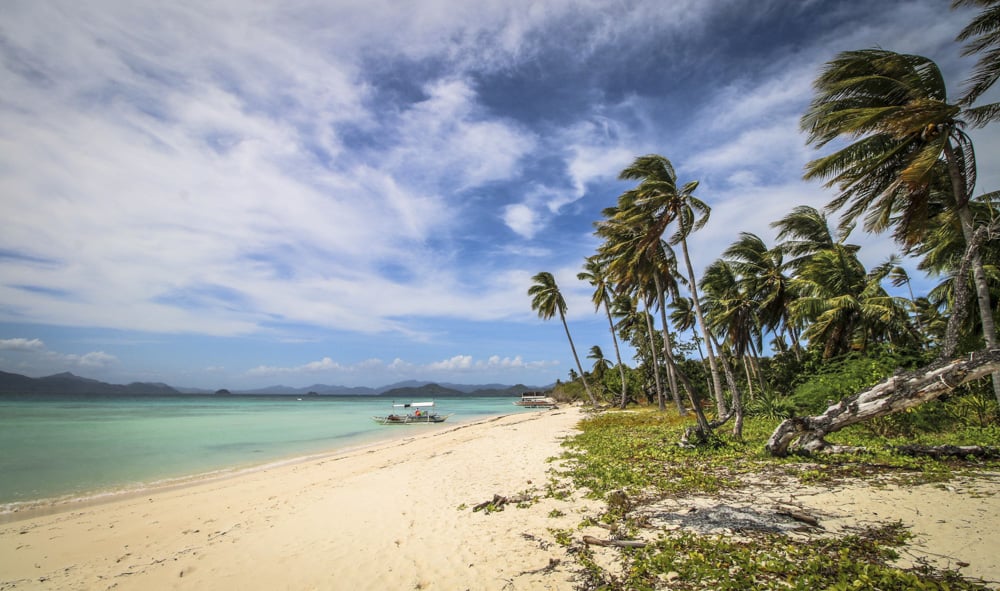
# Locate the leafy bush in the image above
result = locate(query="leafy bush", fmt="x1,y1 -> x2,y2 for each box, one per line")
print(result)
788,347 -> 925,415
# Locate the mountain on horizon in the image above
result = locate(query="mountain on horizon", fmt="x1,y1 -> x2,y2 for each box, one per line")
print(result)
0,370 -> 180,396
0,370 -> 549,397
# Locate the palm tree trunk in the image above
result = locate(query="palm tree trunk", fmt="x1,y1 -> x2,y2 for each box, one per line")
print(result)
680,238 -> 727,415
642,301 -> 666,411
903,279 -> 926,345
944,142 -> 1000,404
653,274 -> 687,415
748,339 -> 767,394
603,294 -> 629,409
559,310 -> 598,408
742,355 -> 754,400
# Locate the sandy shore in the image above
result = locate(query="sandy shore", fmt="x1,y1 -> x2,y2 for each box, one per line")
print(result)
0,409 -> 586,591
3,407 -> 998,590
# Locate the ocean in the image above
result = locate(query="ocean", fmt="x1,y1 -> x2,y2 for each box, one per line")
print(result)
0,393 -> 533,513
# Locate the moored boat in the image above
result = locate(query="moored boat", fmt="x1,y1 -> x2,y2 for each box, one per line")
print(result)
373,401 -> 452,425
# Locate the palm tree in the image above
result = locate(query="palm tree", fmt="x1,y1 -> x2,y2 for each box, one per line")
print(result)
953,0 -> 1000,119
579,256 -> 630,409
875,254 -> 926,341
528,271 -> 598,407
801,49 -> 999,370
722,232 -> 801,357
596,201 -> 685,413
587,345 -> 611,387
617,155 -> 729,415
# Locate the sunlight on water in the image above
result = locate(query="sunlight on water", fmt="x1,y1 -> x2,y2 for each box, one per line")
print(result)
0,394 -> 536,509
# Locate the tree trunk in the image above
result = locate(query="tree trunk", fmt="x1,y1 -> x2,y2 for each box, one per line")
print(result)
742,355 -> 754,400
766,349 -> 1000,456
603,293 -> 629,410
664,348 -> 712,441
560,310 -> 598,408
944,141 -> 1000,405
642,300 -> 666,411
653,274 -> 686,415
680,238 -> 727,415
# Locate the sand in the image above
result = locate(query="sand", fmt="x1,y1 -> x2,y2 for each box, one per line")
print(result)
1,409 -> 586,591
2,407 -> 998,590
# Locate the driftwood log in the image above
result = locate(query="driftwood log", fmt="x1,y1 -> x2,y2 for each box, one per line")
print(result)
472,493 -> 532,513
581,535 -> 647,548
766,349 -> 1000,457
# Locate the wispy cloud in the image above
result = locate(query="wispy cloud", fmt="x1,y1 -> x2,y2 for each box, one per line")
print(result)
0,0 -> 994,387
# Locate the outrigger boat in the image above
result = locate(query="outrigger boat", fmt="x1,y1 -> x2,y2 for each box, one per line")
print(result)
373,401 -> 452,425
513,392 -> 557,409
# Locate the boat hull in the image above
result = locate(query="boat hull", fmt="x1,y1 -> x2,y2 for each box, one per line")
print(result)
372,414 -> 451,425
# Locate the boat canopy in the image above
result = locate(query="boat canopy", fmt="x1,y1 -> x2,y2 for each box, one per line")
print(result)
393,401 -> 435,408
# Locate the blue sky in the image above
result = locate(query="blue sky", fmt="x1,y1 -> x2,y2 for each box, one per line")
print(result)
1,0 -> 998,389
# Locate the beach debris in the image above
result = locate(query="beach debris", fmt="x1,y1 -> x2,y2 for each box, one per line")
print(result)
581,535 -> 647,548
471,493 -> 533,514
893,444 -> 1000,460
774,507 -> 822,528
518,557 -> 561,575
638,503 -> 820,535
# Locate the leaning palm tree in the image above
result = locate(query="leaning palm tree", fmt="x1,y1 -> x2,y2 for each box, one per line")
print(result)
722,232 -> 801,357
617,155 -> 728,415
579,256 -> 629,409
596,202 -> 682,413
528,271 -> 598,407
801,48 -> 999,398
953,0 -> 1000,119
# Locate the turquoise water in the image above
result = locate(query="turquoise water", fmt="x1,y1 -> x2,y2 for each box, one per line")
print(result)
0,394 -> 530,510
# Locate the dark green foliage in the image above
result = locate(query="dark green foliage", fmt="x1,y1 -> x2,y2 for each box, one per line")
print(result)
788,346 -> 927,415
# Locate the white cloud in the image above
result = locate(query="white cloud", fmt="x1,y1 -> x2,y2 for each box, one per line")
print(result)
503,203 -> 542,239
245,352 -> 554,381
427,355 -> 474,370
0,338 -> 46,351
68,351 -> 118,369
0,337 -> 119,374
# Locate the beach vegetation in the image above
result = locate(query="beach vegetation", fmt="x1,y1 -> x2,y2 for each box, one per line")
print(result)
518,3 -> 1000,587
554,409 -> 999,589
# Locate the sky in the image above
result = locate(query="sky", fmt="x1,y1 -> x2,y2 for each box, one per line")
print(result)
1,0 -> 999,390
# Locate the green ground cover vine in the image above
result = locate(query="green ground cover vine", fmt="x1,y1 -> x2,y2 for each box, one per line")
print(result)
554,409 -> 999,590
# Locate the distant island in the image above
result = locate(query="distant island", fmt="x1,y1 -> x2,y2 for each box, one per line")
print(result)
0,369 -> 547,398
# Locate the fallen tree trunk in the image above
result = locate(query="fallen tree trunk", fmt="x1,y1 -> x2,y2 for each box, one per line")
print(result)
766,349 -> 1000,457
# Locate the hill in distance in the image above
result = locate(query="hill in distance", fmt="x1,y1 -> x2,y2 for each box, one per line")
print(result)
0,370 -> 180,396
0,370 -> 548,398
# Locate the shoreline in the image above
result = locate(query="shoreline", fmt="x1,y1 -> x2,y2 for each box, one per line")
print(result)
0,411 -> 516,523
0,407 -> 586,590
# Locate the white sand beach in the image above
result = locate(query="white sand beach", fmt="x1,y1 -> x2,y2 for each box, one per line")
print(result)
1,409 -> 585,590
2,407 -> 998,590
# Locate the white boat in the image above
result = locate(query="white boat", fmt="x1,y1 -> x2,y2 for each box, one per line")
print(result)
513,392 -> 557,409
372,401 -> 452,425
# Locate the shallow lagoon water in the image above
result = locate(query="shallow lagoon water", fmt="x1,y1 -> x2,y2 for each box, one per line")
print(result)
0,394 -> 531,510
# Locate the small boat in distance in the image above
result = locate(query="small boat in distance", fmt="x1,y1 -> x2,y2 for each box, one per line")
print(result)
513,392 -> 557,409
373,401 -> 452,425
